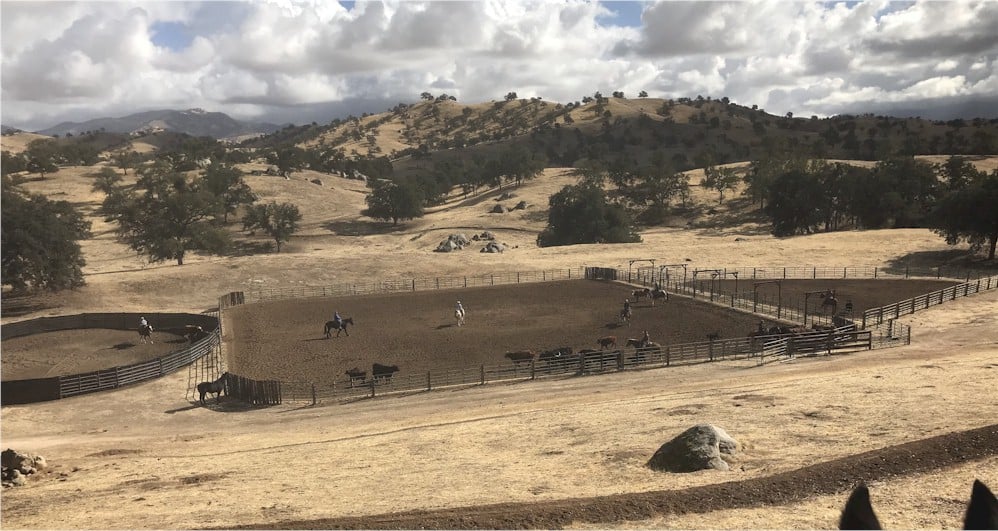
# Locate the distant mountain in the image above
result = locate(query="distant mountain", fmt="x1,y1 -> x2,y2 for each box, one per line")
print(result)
36,108 -> 281,140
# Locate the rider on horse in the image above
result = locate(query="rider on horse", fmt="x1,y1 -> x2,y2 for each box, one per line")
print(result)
623,298 -> 631,314
333,311 -> 342,328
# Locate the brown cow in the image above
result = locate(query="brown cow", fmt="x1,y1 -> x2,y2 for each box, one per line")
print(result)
597,335 -> 616,349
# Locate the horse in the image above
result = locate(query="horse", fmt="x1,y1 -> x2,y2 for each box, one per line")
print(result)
455,308 -> 466,327
597,335 -> 616,350
839,479 -> 997,530
625,337 -> 644,348
650,289 -> 668,306
324,317 -> 354,338
618,307 -> 632,325
196,372 -> 228,405
138,324 -> 154,344
821,290 -> 839,314
631,288 -> 651,301
185,325 -> 207,343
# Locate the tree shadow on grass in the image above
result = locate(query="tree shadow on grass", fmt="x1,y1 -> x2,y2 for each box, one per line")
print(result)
0,293 -> 62,318
322,219 -> 408,236
225,240 -> 273,257
885,249 -> 998,275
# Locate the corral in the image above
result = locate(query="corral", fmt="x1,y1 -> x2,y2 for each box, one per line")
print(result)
222,278 -> 957,387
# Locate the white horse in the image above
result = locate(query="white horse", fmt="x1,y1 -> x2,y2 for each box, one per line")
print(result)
138,324 -> 154,344
455,308 -> 466,327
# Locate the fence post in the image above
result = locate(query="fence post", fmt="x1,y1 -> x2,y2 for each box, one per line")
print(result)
783,267 -> 787,279
464,277 -> 467,288
568,268 -> 571,279
311,384 -> 316,406
665,346 -> 671,366
491,274 -> 494,286
874,267 -> 878,279
427,372 -> 432,391
436,278 -> 439,289
369,378 -> 376,398
530,360 -> 536,380
480,365 -> 485,385
517,272 -> 520,283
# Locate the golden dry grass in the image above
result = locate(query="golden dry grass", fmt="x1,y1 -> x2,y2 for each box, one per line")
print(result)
1,158 -> 997,529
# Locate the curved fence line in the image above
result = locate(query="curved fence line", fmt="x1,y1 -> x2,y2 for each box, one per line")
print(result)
1,313 -> 220,405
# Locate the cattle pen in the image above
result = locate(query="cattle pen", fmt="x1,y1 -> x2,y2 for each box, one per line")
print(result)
210,264 -> 998,406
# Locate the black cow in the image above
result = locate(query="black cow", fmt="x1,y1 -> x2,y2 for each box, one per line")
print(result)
345,367 -> 367,387
372,363 -> 399,382
505,350 -> 535,365
539,347 -> 575,371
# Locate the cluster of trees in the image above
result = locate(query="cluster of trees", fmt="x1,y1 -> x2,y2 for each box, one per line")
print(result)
96,160 -> 299,266
1,176 -> 92,291
361,145 -> 545,226
537,178 -> 640,247
756,155 -> 998,259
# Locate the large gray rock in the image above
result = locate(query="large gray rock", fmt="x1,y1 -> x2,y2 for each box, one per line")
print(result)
433,233 -> 471,252
646,424 -> 739,473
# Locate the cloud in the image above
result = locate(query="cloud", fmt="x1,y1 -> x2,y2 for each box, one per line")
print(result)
2,0 -> 996,131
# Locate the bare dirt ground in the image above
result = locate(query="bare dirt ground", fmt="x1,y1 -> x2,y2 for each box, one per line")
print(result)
2,157 -> 998,529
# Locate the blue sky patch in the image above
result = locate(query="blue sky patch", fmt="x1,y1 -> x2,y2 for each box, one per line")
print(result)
597,1 -> 646,28
151,21 -> 193,52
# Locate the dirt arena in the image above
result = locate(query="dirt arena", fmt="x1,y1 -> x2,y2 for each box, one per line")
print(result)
223,278 -> 959,383
1,328 -> 188,380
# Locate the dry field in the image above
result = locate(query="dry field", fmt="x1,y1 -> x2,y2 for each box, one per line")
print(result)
1,149 -> 997,529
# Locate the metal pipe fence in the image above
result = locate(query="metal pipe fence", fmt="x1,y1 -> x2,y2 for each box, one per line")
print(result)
219,268 -> 586,308
861,275 -> 998,327
216,263 -> 993,407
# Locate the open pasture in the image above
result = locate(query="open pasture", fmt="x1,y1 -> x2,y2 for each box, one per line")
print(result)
222,278 -> 952,383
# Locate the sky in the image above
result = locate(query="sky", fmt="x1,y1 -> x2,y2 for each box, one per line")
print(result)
2,0 -> 997,131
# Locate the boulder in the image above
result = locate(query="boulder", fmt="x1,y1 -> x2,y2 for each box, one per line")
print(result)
480,242 -> 506,253
513,200 -> 528,210
479,231 -> 495,241
646,424 -> 739,473
434,233 -> 471,252
310,178 -> 323,186
489,204 -> 506,214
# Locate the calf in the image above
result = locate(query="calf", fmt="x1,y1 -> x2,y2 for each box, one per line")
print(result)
597,335 -> 617,349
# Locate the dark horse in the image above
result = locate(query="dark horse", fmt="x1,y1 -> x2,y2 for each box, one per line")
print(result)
138,324 -> 154,344
197,372 -> 229,405
839,479 -> 996,530
324,317 -> 354,338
